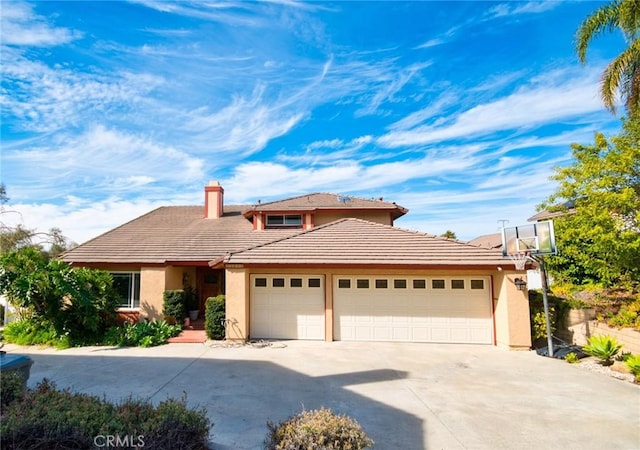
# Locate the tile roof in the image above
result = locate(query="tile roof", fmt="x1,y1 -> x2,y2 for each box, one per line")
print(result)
221,218 -> 509,268
61,205 -> 296,264
244,193 -> 408,220
468,233 -> 503,249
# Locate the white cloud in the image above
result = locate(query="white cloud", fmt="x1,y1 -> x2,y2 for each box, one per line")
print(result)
3,125 -> 205,201
378,70 -> 603,148
0,1 -> 82,47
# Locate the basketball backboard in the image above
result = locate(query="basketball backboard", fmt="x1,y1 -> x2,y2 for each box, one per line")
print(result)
501,220 -> 557,257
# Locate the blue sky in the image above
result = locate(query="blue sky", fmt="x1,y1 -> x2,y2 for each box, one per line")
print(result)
0,0 -> 625,244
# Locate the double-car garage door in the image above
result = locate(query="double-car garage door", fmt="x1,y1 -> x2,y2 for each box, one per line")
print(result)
251,274 -> 493,344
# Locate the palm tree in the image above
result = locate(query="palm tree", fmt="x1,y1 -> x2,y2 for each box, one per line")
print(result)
575,0 -> 640,117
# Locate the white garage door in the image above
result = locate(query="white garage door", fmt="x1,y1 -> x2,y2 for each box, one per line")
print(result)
334,276 -> 493,344
251,275 -> 325,340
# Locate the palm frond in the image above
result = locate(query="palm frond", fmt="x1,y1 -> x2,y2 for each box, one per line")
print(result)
576,0 -> 623,63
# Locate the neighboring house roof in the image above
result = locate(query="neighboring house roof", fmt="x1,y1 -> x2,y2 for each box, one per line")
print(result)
244,193 -> 408,220
61,205 -> 296,265
219,218 -> 507,268
468,232 -> 503,249
528,201 -> 576,222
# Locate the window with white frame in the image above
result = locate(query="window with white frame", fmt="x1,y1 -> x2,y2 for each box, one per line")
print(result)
266,214 -> 303,227
111,272 -> 140,308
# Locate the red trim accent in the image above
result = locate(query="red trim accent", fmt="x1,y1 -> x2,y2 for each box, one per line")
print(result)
229,263 -> 503,270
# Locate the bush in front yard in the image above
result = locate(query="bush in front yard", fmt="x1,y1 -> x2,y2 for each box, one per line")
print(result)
103,320 -> 182,347
264,407 -> 374,450
205,295 -> 225,340
163,289 -> 186,321
0,372 -> 27,414
0,379 -> 211,450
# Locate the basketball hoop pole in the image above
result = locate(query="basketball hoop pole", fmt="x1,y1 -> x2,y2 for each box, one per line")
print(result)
535,255 -> 554,357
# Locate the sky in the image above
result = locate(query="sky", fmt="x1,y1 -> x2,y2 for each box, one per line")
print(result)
0,0 -> 627,245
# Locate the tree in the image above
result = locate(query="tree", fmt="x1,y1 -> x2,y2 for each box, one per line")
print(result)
540,118 -> 640,286
0,184 -> 74,257
0,247 -> 119,342
440,230 -> 457,239
576,0 -> 640,117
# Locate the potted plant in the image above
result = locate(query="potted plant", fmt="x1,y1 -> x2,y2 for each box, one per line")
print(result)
185,286 -> 199,321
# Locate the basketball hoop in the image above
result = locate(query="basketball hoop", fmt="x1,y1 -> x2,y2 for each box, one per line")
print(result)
509,251 -> 530,271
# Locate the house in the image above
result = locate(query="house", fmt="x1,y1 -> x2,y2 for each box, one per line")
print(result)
62,182 -> 532,349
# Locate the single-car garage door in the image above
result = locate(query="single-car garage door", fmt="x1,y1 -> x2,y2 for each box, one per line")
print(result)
334,276 -> 493,344
251,275 -> 325,340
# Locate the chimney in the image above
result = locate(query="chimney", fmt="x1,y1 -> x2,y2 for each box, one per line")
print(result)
204,181 -> 224,219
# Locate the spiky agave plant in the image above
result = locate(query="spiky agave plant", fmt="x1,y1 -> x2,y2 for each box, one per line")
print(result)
625,354 -> 640,383
583,335 -> 623,366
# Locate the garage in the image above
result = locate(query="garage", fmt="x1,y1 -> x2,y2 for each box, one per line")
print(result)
250,274 -> 325,340
334,276 -> 493,344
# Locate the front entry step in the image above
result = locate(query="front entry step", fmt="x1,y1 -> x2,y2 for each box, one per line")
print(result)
167,319 -> 207,343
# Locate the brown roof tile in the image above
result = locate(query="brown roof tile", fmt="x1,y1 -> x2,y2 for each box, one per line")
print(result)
468,233 -> 503,249
244,193 -> 408,219
61,205 -> 296,264
223,218 -> 509,268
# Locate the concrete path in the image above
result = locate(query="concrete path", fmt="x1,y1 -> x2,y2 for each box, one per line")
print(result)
3,341 -> 639,449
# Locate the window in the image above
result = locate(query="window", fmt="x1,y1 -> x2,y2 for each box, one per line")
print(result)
308,278 -> 321,288
471,279 -> 485,289
266,215 -> 302,227
357,279 -> 369,289
394,279 -> 407,289
413,279 -> 426,289
112,272 -> 140,309
272,278 -> 285,287
432,279 -> 445,289
290,278 -> 303,287
255,278 -> 267,287
338,279 -> 351,288
375,279 -> 388,289
451,279 -> 465,289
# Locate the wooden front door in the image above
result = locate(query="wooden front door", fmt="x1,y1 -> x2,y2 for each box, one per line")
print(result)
197,268 -> 221,311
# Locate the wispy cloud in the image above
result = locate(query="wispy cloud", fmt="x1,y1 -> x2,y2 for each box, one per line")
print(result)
378,68 -> 603,148
0,1 -> 82,46
3,125 -> 204,201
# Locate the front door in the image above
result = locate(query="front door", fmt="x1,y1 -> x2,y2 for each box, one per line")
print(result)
197,268 -> 221,311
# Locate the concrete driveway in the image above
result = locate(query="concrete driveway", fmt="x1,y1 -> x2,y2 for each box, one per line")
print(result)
3,341 -> 639,449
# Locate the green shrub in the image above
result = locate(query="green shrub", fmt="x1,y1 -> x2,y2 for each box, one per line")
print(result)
163,290 -> 186,321
265,407 -> 374,450
2,319 -> 71,348
0,379 -> 211,450
104,320 -> 182,347
0,249 -> 119,344
625,354 -> 640,383
582,335 -> 623,366
606,298 -> 640,330
564,352 -> 580,364
205,295 -> 225,340
0,371 -> 27,413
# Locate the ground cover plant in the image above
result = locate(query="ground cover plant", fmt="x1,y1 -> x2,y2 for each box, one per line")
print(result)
265,407 -> 374,450
0,379 -> 211,450
103,320 -> 182,347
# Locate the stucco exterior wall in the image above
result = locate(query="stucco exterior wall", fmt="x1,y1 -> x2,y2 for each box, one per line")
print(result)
140,267 -> 167,320
225,267 -> 250,340
224,266 -> 532,348
314,211 -> 392,226
493,272 -> 532,350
